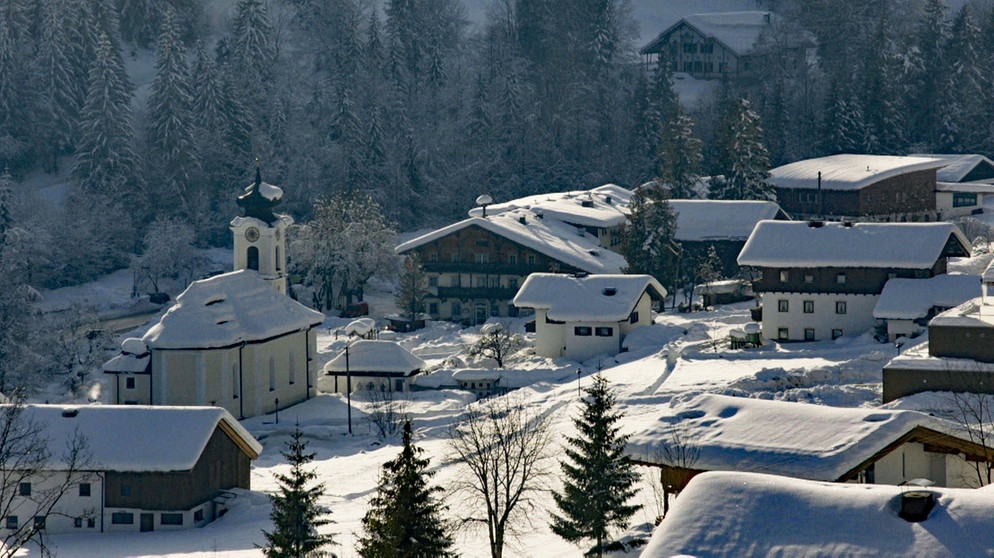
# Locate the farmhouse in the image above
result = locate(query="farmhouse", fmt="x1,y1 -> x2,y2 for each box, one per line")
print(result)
883,260 -> 994,402
395,185 -> 630,324
669,199 -> 790,278
627,394 -> 994,498
642,471 -> 994,558
768,154 -> 946,221
512,273 -> 666,362
639,12 -> 804,81
737,220 -> 971,341
0,405 -> 260,535
322,340 -> 425,394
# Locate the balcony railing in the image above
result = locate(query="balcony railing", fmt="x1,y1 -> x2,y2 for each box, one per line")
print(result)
423,262 -> 549,275
435,287 -> 518,300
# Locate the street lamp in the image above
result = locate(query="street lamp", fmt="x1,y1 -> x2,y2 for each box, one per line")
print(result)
274,398 -> 279,424
345,345 -> 353,435
576,368 -> 582,397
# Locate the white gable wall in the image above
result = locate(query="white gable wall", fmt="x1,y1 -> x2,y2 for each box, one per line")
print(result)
874,441 -> 984,488
936,191 -> 983,218
1,472 -> 102,535
761,292 -> 879,341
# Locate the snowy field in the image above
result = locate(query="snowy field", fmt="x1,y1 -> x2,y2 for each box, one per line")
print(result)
19,242 -> 993,558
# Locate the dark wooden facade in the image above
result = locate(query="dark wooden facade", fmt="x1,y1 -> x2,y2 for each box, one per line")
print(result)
405,225 -> 587,322
753,262 -> 945,296
776,168 -> 938,221
105,427 -> 252,510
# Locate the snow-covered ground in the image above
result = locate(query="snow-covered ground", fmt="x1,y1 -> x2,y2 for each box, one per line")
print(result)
20,203 -> 994,556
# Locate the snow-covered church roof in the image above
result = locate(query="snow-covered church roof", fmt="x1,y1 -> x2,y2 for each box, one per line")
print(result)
768,154 -> 947,191
466,184 -> 633,229
12,404 -> 261,471
512,273 -> 666,322
669,199 -> 788,242
323,340 -> 425,375
626,393 -> 952,482
737,221 -> 971,269
873,274 -> 981,320
395,209 -> 628,274
142,270 -> 324,350
641,11 -> 778,56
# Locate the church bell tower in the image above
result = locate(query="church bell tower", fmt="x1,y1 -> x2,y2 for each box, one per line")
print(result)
230,166 -> 292,294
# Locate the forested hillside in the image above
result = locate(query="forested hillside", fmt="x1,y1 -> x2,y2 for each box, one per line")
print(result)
0,0 -> 992,295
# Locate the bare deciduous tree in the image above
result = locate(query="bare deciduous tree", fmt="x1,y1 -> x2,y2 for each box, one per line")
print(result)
470,321 -> 523,369
1,395 -> 93,557
447,395 -> 554,558
362,387 -> 410,439
653,422 -> 701,518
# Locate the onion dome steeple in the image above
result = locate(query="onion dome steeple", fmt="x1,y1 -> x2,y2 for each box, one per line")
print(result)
236,163 -> 283,225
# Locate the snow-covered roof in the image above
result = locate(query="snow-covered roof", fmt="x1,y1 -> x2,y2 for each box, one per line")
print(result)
323,340 -> 425,375
737,221 -> 971,269
641,11 -> 776,56
102,352 -> 150,374
873,275 -> 980,320
627,393 -> 950,481
927,298 -> 990,329
142,270 -> 324,350
14,404 -> 261,471
451,369 -> 502,381
669,199 -> 787,242
255,181 -> 283,201
512,273 -> 666,322
911,153 -> 994,183
229,214 -> 294,229
768,154 -> 947,191
936,181 -> 994,194
642,471 -> 994,558
395,211 -> 628,275
466,184 -> 633,229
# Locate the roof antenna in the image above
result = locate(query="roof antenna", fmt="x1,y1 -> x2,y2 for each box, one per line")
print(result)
476,193 -> 493,218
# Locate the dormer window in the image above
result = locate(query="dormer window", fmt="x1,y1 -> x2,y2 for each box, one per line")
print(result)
837,272 -> 847,285
779,270 -> 789,282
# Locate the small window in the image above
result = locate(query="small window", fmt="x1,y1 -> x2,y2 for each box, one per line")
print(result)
428,302 -> 438,315
19,483 -> 30,496
508,254 -> 518,265
476,253 -> 489,264
428,276 -> 438,287
804,274 -> 814,284
779,270 -> 789,282
429,252 -> 439,262
5,516 -> 16,530
74,518 -> 83,528
79,483 -> 91,497
595,327 -> 613,337
33,516 -> 45,529
629,311 -> 639,324
160,513 -> 183,526
194,509 -> 204,522
778,328 -> 789,340
778,300 -> 789,313
574,326 -> 592,336
111,512 -> 134,525
87,517 -> 95,528
508,278 -> 519,289
803,300 -> 814,314
836,301 -> 847,314
450,253 -> 460,263
804,328 -> 815,341
120,485 -> 131,497
832,329 -> 843,340
527,254 -> 536,265
125,377 -> 135,389
836,272 -> 847,284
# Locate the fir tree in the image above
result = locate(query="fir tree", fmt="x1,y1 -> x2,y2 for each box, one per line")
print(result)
36,0 -> 82,171
710,98 -> 772,201
357,420 -> 454,558
73,31 -> 138,197
147,7 -> 199,218
261,427 -> 335,558
551,375 -> 642,557
620,188 -> 679,296
656,107 -> 703,200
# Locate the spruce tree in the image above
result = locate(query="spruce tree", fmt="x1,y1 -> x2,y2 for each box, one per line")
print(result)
620,188 -> 679,295
551,375 -> 641,557
710,98 -> 772,201
357,420 -> 454,558
261,427 -> 335,558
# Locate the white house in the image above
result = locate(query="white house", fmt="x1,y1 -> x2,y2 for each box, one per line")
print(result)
105,171 -> 324,419
322,340 -> 425,394
0,405 -> 260,535
873,274 -> 980,341
917,153 -> 994,218
512,273 -> 666,362
737,220 -> 971,341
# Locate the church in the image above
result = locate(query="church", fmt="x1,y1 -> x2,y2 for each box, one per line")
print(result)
103,171 -> 325,419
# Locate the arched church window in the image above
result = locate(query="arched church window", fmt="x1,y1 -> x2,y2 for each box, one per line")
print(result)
247,246 -> 259,271
269,356 -> 276,391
